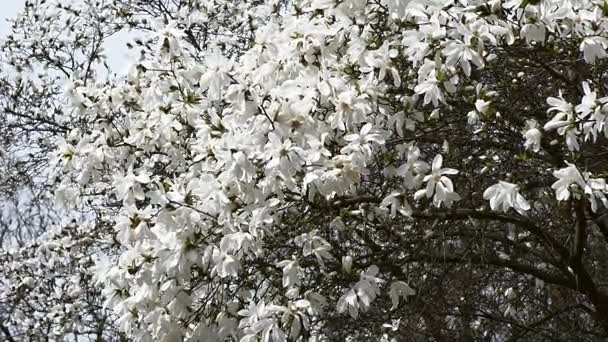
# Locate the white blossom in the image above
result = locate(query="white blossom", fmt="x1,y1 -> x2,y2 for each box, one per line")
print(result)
483,181 -> 530,214
415,155 -> 460,208
6,0 -> 608,340
523,120 -> 542,152
552,163 -> 587,201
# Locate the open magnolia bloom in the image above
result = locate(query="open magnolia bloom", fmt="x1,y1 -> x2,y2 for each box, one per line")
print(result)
415,154 -> 460,208
483,181 -> 530,215
5,0 -> 608,341
552,163 -> 588,201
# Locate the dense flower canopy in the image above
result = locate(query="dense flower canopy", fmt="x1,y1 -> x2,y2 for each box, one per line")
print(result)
4,0 -> 608,340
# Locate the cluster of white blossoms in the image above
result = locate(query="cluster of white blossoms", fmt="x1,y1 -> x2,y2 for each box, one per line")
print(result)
9,0 -> 608,340
0,223 -> 121,339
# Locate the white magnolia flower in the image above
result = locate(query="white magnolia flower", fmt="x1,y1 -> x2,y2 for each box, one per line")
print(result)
415,155 -> 460,208
587,178 -> 608,212
380,192 -> 413,217
551,163 -> 588,201
575,82 -> 598,119
113,169 -> 151,201
521,23 -> 546,44
467,110 -> 479,125
580,36 -> 608,64
545,91 -> 580,150
156,20 -> 185,57
414,76 -> 444,107
442,39 -> 484,77
277,259 -> 300,288
505,287 -> 517,300
199,49 -> 231,100
341,123 -> 386,160
523,119 -> 542,152
341,255 -> 353,274
483,181 -> 530,214
475,99 -> 491,115
546,90 -> 574,115
388,281 -> 416,310
544,111 -> 572,132
336,265 -> 383,319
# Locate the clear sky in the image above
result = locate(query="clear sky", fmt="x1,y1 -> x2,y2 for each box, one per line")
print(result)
0,0 -> 25,35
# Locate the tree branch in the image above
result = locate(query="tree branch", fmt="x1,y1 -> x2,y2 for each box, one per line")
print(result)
405,252 -> 574,290
0,324 -> 16,342
572,199 -> 587,267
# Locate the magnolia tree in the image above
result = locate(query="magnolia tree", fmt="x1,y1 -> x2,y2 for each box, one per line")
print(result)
4,0 -> 608,340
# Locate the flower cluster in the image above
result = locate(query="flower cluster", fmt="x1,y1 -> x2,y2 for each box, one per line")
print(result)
4,0 -> 608,340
